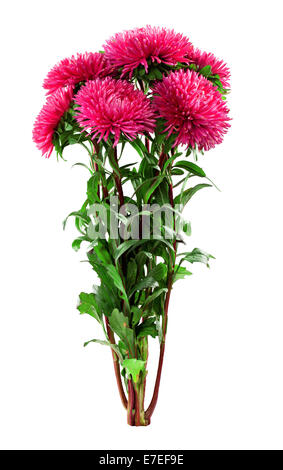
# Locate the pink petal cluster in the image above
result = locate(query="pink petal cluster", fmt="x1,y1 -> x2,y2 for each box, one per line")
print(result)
153,69 -> 230,151
104,26 -> 193,77
32,87 -> 73,157
74,77 -> 156,145
43,52 -> 113,94
190,48 -> 230,89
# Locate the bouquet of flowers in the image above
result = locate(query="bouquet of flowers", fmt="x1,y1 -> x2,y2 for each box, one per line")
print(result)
33,26 -> 230,426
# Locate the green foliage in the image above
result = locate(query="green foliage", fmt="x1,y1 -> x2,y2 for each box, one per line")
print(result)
58,75 -> 219,374
122,358 -> 146,383
77,292 -> 102,323
173,161 -> 206,177
174,183 -> 212,207
130,263 -> 167,296
177,248 -> 215,267
136,318 -> 158,339
108,309 -> 135,358
84,338 -> 123,362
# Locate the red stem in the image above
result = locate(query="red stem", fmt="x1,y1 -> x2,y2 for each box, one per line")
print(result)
113,147 -> 124,206
145,275 -> 173,420
145,150 -> 176,420
134,386 -> 141,426
105,316 -> 128,409
127,379 -> 135,426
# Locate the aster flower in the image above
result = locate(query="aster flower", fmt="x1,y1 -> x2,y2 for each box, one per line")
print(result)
33,87 -> 73,157
43,52 -> 113,94
104,26 -> 193,78
74,77 -> 156,146
153,69 -> 230,151
190,48 -> 230,89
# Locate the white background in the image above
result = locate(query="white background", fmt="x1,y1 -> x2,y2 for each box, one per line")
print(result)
1,0 -> 283,450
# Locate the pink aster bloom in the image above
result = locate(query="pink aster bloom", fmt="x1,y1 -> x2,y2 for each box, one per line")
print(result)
32,87 -> 73,158
190,48 -> 230,89
43,52 -> 113,94
153,69 -> 230,151
74,77 -> 156,146
104,26 -> 193,77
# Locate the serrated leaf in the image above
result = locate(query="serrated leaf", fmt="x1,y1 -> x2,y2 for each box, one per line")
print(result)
173,266 -> 192,282
77,292 -> 102,323
177,248 -> 215,267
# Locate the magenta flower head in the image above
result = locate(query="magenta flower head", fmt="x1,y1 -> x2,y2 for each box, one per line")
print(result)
74,77 -> 156,146
190,48 -> 230,89
32,86 -> 73,158
153,69 -> 230,151
43,52 -> 113,94
104,26 -> 193,77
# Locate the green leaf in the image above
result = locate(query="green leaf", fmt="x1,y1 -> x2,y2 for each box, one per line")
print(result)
173,266 -> 192,282
84,339 -> 123,362
77,292 -> 102,323
136,318 -> 158,339
87,174 -> 100,204
177,248 -> 215,267
93,283 -> 118,316
108,309 -> 135,357
72,162 -> 93,174
171,168 -> 184,176
174,161 -> 206,177
126,259 -> 138,291
161,154 -> 178,173
72,236 -> 88,251
174,184 -> 212,207
131,306 -> 143,327
130,263 -> 167,296
114,239 -> 148,261
150,263 -> 168,281
143,287 -> 168,310
105,265 -> 130,311
63,211 -> 90,230
199,65 -> 212,77
122,358 -> 146,383
144,175 -> 165,203
129,140 -> 145,159
64,122 -> 73,131
93,241 -> 113,265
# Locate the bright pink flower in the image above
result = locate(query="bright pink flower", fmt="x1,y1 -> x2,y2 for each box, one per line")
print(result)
190,48 -> 230,88
74,77 -> 156,145
33,87 -> 73,157
104,26 -> 193,77
153,69 -> 230,151
43,52 -> 113,94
